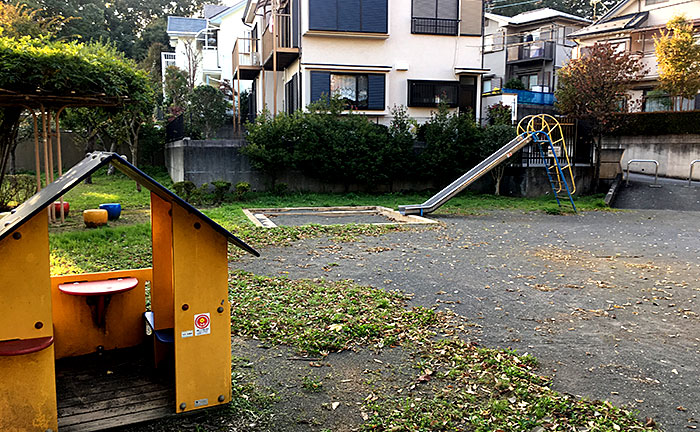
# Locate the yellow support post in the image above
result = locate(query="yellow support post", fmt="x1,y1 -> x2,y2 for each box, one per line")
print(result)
171,205 -> 231,413
0,213 -> 57,431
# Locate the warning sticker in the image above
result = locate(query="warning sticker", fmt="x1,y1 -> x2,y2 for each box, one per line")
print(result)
194,313 -> 211,336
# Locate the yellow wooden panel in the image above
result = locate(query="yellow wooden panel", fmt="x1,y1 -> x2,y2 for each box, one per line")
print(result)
51,268 -> 151,359
172,205 -> 231,413
0,344 -> 58,432
0,213 -> 52,341
151,192 -> 174,330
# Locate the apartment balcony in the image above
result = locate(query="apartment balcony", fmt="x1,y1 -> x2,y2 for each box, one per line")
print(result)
233,37 -> 261,80
262,13 -> 299,71
507,41 -> 554,64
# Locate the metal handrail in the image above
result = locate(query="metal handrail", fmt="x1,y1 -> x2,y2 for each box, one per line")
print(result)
626,159 -> 659,187
689,160 -> 700,186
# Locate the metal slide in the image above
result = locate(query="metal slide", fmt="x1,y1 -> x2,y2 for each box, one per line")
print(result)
399,134 -> 534,216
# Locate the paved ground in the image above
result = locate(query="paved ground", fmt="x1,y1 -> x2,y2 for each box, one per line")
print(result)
614,173 -> 700,211
238,209 -> 700,431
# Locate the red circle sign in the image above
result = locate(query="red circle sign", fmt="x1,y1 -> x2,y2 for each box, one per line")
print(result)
195,314 -> 210,329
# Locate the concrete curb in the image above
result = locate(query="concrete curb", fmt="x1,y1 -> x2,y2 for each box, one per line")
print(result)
604,173 -> 623,207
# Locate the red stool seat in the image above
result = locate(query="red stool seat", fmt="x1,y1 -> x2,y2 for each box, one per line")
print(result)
0,336 -> 54,356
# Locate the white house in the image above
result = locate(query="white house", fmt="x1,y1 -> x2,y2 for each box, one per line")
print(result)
480,8 -> 590,122
165,2 -> 250,89
233,0 -> 487,126
569,0 -> 700,111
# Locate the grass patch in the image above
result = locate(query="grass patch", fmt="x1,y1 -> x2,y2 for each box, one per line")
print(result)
60,166 -> 172,212
229,271 -> 440,355
49,224 -> 152,275
229,272 -> 655,432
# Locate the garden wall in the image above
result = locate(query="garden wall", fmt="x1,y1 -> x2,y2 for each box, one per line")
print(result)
165,138 -> 593,197
602,134 -> 700,180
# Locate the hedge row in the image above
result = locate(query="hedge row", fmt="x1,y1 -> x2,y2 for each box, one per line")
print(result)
242,98 -> 516,189
611,110 -> 700,136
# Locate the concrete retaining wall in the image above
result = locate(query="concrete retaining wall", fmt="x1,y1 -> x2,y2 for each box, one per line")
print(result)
602,134 -> 700,180
165,138 -> 593,197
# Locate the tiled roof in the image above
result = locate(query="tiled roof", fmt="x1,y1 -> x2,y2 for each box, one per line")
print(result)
203,4 -> 229,18
568,11 -> 648,38
508,8 -> 591,25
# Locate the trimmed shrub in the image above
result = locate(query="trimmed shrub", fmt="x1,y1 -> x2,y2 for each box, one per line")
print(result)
610,111 -> 700,136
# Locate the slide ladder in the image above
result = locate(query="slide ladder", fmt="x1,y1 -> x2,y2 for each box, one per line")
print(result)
399,114 -> 576,216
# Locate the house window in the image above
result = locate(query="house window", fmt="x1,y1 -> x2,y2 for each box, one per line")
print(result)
521,74 -> 539,91
407,80 -> 459,107
309,0 -> 388,34
483,79 -> 493,93
331,74 -> 369,109
285,73 -> 300,114
197,30 -> 218,50
310,71 -> 385,110
645,0 -> 668,5
412,0 -> 459,35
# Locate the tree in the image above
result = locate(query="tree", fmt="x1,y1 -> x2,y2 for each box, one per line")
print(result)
654,14 -> 700,111
555,42 -> 645,189
181,38 -> 201,90
481,124 -> 517,195
0,36 -> 152,189
0,1 -> 67,38
164,66 -> 190,117
186,85 -> 227,139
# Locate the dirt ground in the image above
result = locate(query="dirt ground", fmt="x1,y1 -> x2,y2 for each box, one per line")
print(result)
235,209 -> 700,431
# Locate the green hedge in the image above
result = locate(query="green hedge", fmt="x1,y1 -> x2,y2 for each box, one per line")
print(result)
611,111 -> 700,136
242,98 -> 507,189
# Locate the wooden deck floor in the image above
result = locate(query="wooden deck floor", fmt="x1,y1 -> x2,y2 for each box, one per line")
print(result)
56,347 -> 174,431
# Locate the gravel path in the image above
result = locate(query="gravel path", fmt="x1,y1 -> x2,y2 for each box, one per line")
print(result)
237,209 -> 700,431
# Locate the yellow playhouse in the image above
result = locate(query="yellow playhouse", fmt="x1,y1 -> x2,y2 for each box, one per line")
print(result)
0,152 -> 259,431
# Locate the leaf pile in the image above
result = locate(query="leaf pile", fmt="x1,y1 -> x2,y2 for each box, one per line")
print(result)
229,271 -> 441,355
363,339 -> 655,431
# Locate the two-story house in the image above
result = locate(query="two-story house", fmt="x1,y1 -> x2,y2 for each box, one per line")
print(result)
568,0 -> 700,111
480,8 -> 590,121
165,2 -> 249,89
233,0 -> 486,126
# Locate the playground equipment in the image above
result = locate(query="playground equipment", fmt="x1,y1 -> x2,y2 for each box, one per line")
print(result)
99,202 -> 122,220
399,114 -> 577,215
0,152 -> 259,431
83,208 -> 108,227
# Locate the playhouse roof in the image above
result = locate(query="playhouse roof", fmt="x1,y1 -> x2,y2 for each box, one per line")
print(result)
0,152 -> 259,256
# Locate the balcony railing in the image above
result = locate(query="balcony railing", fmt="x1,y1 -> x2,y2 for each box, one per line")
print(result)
507,41 -> 554,63
503,88 -> 555,105
411,17 -> 458,36
233,37 -> 260,69
262,13 -> 299,70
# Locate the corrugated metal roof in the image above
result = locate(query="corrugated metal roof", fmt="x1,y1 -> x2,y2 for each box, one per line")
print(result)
167,16 -> 207,34
0,152 -> 259,257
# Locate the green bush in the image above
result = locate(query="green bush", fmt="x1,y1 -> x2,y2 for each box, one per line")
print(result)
504,78 -> 526,90
486,102 -> 513,126
0,174 -> 35,211
172,180 -> 196,201
211,181 -> 231,204
234,181 -> 250,200
418,103 -> 482,183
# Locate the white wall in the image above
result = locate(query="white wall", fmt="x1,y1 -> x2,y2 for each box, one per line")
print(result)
297,0 -> 483,121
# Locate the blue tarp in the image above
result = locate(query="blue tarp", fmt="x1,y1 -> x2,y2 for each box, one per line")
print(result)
502,88 -> 555,106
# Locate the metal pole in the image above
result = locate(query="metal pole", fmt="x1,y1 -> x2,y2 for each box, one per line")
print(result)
689,160 -> 700,187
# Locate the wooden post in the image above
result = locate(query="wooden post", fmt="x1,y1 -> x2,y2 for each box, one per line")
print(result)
237,76 -> 241,132
46,110 -> 56,222
23,108 -> 42,192
55,107 -> 67,223
40,106 -> 52,221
